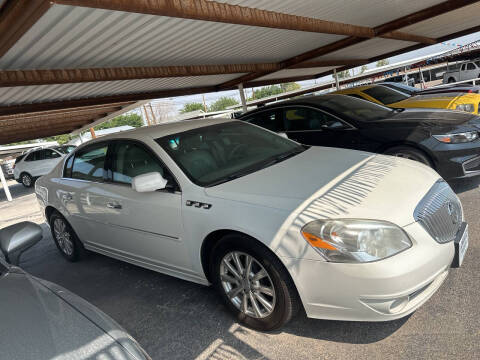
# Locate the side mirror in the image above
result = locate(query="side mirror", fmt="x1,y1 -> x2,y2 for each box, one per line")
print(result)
0,222 -> 42,266
132,172 -> 168,193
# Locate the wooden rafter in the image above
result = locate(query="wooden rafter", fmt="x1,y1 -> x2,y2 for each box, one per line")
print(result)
54,0 -> 436,44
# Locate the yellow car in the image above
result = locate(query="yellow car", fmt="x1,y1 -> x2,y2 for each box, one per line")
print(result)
334,84 -> 480,114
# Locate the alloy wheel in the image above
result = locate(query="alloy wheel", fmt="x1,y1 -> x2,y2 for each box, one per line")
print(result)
53,218 -> 74,256
220,251 -> 276,319
22,174 -> 31,187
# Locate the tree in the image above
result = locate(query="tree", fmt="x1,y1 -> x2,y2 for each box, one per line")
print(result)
208,96 -> 239,112
43,134 -> 73,145
180,102 -> 205,113
94,113 -> 143,130
335,70 -> 351,79
376,59 -> 390,67
280,82 -> 301,92
360,65 -> 368,74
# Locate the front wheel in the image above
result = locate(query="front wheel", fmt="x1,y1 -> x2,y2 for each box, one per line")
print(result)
384,146 -> 433,168
50,211 -> 85,261
20,173 -> 33,187
211,234 -> 300,331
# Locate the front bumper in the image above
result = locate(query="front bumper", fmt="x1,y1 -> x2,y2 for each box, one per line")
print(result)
283,221 -> 454,321
430,140 -> 480,179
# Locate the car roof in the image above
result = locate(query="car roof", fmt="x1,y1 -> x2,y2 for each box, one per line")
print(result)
77,117 -> 234,148
240,93 -> 356,115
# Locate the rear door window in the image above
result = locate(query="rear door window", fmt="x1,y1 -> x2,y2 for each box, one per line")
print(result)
71,143 -> 108,182
284,107 -> 346,131
242,109 -> 283,132
44,149 -> 61,159
467,63 -> 476,70
362,86 -> 409,105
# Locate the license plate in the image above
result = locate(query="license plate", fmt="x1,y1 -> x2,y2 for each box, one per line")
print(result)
452,223 -> 468,268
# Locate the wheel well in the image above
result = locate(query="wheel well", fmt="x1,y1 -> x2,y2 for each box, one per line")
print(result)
200,229 -> 282,284
45,206 -> 57,223
378,143 -> 436,169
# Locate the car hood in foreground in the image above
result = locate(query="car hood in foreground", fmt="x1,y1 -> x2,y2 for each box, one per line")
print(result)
205,147 -> 441,227
0,269 -> 149,360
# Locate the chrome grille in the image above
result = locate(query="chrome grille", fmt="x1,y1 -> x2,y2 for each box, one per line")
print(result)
414,180 -> 463,244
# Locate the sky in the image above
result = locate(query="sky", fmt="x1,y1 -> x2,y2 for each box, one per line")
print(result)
155,31 -> 480,114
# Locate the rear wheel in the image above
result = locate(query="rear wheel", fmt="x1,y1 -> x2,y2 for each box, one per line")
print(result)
384,146 -> 432,167
448,77 -> 456,83
20,173 -> 33,188
211,234 -> 300,331
49,211 -> 85,261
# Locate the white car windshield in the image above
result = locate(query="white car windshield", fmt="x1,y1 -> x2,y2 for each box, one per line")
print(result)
157,121 -> 306,187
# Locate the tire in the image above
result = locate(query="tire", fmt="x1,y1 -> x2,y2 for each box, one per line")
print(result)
384,146 -> 433,167
49,211 -> 85,262
20,172 -> 33,188
211,233 -> 300,331
448,77 -> 456,83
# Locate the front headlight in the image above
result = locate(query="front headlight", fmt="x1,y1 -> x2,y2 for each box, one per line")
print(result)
433,131 -> 478,143
455,104 -> 475,113
301,219 -> 412,263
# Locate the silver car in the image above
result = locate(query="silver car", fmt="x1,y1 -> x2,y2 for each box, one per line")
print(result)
0,222 -> 151,360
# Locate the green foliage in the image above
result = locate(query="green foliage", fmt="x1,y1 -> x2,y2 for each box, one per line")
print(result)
208,96 -> 239,112
376,59 -> 390,67
180,102 -> 205,113
335,70 -> 351,79
360,65 -> 368,74
42,134 -> 73,145
94,113 -> 143,130
246,82 -> 301,102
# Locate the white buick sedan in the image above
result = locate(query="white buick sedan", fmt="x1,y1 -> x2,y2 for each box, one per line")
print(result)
35,119 -> 468,330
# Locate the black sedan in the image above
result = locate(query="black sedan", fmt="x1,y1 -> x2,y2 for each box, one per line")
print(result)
238,94 -> 480,180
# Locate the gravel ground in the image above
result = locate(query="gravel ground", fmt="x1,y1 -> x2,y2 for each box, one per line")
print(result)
1,178 -> 479,360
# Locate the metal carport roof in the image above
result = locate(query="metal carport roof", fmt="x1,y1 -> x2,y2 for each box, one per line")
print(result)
0,0 -> 479,144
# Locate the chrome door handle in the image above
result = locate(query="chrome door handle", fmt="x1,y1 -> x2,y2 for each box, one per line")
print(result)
107,202 -> 122,209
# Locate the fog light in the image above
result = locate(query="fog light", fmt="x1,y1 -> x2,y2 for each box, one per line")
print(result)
389,297 -> 409,313
361,296 -> 409,314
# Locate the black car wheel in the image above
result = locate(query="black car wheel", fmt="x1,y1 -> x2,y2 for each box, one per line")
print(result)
384,146 -> 432,167
50,211 -> 85,261
20,173 -> 33,188
211,233 -> 300,331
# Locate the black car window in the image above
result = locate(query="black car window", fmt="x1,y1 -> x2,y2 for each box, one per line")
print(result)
44,149 -> 61,159
24,152 -> 35,162
71,144 -> 108,182
316,95 -> 394,122
109,141 -> 172,186
466,63 -> 476,70
362,86 -> 409,105
242,109 -> 283,132
475,61 -> 480,68
25,150 -> 45,161
284,107 -> 346,131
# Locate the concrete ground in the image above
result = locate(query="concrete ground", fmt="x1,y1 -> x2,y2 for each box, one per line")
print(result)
1,178 -> 479,360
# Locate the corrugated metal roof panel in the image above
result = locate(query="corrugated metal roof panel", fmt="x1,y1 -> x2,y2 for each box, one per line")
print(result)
399,3 -> 480,39
255,67 -> 338,81
215,0 -> 444,27
0,4 -> 345,70
0,74 -> 245,106
313,38 -> 416,61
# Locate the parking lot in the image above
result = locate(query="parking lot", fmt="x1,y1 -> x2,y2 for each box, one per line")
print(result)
1,178 -> 478,360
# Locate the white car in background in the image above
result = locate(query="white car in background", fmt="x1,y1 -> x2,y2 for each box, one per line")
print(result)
14,147 -> 66,187
35,119 -> 467,330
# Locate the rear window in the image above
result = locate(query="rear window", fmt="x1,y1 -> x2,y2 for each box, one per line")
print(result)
362,86 -> 409,105
15,154 -> 26,163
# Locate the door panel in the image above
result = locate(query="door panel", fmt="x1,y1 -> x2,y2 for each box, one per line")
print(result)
85,140 -> 190,271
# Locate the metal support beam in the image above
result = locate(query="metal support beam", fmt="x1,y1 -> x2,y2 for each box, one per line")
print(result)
0,61 -> 371,87
238,84 -> 247,113
333,69 -> 339,90
0,165 -> 12,202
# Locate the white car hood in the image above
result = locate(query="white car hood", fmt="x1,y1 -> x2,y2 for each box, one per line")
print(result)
205,147 -> 441,227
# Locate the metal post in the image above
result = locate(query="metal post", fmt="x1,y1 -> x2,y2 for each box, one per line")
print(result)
79,133 -> 84,144
238,83 -> 247,113
333,69 -> 339,90
0,165 -> 12,202
89,127 -> 97,139
202,94 -> 208,112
